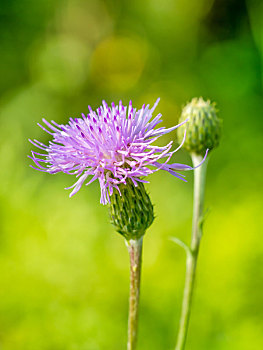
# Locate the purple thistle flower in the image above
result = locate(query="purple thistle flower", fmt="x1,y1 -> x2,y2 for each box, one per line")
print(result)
29,99 -> 207,205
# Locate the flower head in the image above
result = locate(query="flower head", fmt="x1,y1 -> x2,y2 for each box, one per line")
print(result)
177,97 -> 222,156
29,99 -> 206,204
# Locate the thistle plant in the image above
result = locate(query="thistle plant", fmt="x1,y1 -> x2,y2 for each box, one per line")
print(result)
173,97 -> 222,350
29,99 -> 205,350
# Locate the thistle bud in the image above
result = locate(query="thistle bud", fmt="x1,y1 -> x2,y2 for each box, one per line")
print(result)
177,97 -> 222,156
109,179 -> 154,241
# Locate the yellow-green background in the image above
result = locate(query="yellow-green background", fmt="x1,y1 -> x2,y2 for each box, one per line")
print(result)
0,0 -> 262,349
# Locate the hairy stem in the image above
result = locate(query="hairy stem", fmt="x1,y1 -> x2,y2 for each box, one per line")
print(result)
175,154 -> 208,350
126,237 -> 143,350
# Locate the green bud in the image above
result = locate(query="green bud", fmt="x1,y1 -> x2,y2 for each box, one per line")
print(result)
108,179 -> 154,241
177,97 -> 222,156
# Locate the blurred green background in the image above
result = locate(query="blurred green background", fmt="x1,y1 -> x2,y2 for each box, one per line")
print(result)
0,0 -> 262,349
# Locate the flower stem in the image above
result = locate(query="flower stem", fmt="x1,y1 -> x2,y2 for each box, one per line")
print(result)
175,154 -> 208,350
126,237 -> 143,350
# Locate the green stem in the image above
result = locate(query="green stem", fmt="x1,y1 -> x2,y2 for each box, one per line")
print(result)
175,154 -> 208,350
126,237 -> 143,350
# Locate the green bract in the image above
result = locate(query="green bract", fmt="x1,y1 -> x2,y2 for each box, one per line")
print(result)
177,97 -> 222,156
109,179 -> 154,241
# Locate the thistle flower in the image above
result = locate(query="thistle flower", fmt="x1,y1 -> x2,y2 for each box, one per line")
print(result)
29,99 -> 206,205
174,97 -> 221,350
28,98 -> 209,350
